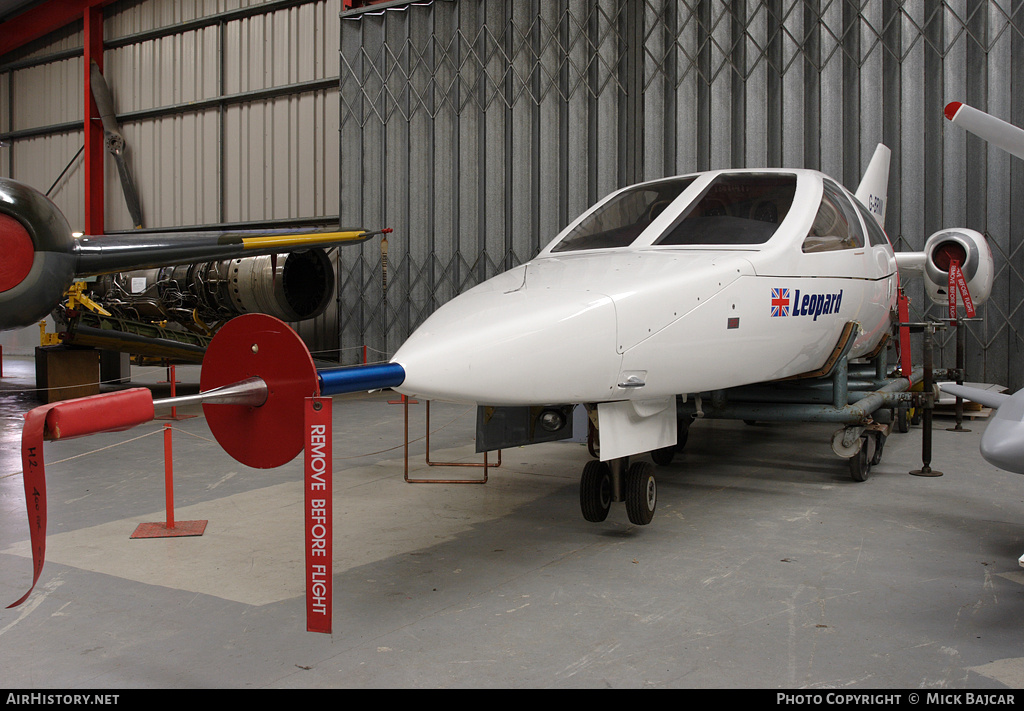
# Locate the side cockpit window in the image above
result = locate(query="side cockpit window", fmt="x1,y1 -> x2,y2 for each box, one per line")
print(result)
551,177 -> 696,253
655,173 -> 796,246
802,180 -> 865,253
852,196 -> 891,248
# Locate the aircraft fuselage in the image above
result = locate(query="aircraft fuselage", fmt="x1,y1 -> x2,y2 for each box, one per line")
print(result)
393,168 -> 898,407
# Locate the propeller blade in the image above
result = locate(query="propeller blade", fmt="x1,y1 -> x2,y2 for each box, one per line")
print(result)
89,61 -> 144,228
112,153 -> 144,230
89,61 -> 121,140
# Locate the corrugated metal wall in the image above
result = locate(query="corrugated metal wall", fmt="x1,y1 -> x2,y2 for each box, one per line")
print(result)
0,0 -> 344,356
339,0 -> 1024,391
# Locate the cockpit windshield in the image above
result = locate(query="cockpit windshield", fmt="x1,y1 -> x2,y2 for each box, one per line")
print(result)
551,177 -> 696,253
655,173 -> 796,246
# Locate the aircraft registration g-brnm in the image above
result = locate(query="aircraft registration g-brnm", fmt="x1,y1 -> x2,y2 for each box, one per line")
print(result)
344,143 -> 990,524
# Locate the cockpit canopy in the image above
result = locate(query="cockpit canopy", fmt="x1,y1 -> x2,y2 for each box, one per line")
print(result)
551,177 -> 698,252
546,170 -> 890,255
655,174 -> 795,247
550,173 -> 797,253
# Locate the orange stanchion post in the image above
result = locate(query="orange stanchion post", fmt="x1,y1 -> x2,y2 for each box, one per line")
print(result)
164,423 -> 175,530
131,423 -> 207,539
157,364 -> 196,421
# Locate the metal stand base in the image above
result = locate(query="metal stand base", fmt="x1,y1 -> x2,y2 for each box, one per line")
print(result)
130,520 -> 208,538
403,399 -> 500,484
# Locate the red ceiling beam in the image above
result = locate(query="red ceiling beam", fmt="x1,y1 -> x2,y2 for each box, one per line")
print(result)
0,0 -> 118,59
342,1 -> 398,11
82,3 -> 103,235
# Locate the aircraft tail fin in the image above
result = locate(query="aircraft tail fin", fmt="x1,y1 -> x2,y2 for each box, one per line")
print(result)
854,143 -> 891,228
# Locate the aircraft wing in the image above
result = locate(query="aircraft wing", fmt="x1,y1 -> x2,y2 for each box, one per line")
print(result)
945,101 -> 1024,161
939,383 -> 1010,410
73,226 -> 384,275
0,176 -> 388,332
940,384 -> 1024,475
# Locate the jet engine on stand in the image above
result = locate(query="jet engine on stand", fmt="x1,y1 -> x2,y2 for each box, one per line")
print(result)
55,249 -> 335,362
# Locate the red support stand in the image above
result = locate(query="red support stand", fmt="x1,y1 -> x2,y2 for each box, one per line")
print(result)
898,287 -> 912,382
157,364 -> 178,384
130,423 -> 207,539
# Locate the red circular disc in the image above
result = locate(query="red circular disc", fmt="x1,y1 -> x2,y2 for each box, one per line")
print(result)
0,213 -> 34,293
201,313 -> 320,468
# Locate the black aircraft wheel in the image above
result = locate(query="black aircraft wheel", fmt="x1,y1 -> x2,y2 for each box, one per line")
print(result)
651,445 -> 675,466
580,460 -> 613,522
848,436 -> 872,482
676,416 -> 692,452
870,432 -> 887,466
625,461 -> 657,526
895,404 -> 910,433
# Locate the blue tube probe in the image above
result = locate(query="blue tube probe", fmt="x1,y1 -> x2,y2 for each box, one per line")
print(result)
317,362 -> 406,396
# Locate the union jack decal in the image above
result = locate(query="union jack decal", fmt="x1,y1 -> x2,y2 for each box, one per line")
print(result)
771,287 -> 791,317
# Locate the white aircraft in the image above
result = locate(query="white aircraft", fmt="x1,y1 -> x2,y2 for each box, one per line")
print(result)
940,100 -> 1024,476
7,144 -> 995,528
0,137 -> 1006,613
945,100 -> 1024,161
316,143 -> 994,524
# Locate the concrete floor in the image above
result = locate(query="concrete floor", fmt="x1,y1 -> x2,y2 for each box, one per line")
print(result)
1,354 -> 1024,689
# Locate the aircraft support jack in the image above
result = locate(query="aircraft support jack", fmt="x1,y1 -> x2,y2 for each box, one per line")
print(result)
942,314 -> 982,433
909,320 -> 945,478
665,330 -> 948,483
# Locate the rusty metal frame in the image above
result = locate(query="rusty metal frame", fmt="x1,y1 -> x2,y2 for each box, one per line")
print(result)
403,399 -> 501,484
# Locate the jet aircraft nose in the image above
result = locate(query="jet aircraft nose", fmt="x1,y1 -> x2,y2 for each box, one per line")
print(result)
392,285 -> 619,405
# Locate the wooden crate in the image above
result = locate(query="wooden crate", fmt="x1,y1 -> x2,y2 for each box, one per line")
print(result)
34,346 -> 100,403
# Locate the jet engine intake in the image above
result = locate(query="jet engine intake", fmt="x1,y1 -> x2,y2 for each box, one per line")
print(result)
921,228 -> 993,307
226,249 -> 335,322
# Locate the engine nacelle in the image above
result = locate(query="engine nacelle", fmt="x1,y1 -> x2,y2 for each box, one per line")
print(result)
226,249 -> 335,322
921,228 -> 993,307
88,249 -> 335,329
0,178 -> 76,331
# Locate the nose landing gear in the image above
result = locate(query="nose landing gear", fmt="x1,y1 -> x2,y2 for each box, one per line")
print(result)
579,457 -> 657,525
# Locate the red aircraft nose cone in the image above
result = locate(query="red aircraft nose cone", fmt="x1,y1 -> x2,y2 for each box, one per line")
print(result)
0,213 -> 34,293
